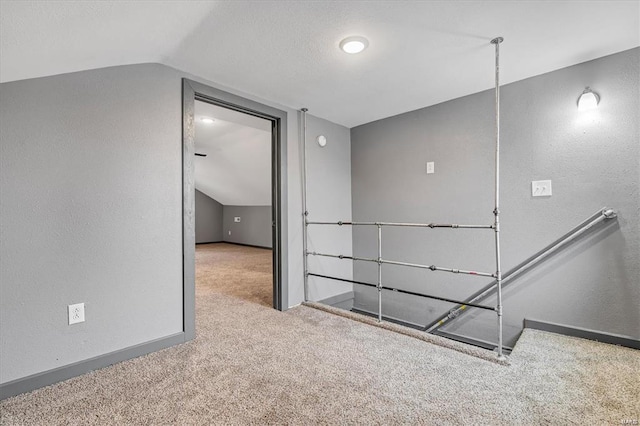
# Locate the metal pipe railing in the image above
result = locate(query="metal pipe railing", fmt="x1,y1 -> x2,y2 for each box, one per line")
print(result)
377,224 -> 382,322
381,259 -> 495,278
307,251 -> 378,264
424,207 -> 617,333
301,108 -> 309,302
302,38 -> 509,359
307,273 -> 496,312
491,36 -> 505,360
306,220 -> 494,229
307,251 -> 495,278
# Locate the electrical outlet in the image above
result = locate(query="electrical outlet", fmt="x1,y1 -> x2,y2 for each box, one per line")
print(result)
234,217 -> 241,223
228,230 -> 231,236
68,303 -> 85,325
532,180 -> 552,197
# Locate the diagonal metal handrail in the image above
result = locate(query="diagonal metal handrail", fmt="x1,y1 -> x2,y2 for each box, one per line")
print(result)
424,207 -> 617,333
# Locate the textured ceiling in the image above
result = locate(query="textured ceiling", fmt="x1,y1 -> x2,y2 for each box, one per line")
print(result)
1,1 -> 639,128
194,101 -> 271,206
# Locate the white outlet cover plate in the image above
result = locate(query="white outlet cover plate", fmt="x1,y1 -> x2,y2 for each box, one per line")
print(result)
68,303 -> 85,325
426,162 -> 435,174
234,217 -> 241,222
532,180 -> 552,197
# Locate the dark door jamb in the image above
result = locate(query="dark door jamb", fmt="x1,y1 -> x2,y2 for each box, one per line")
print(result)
182,78 -> 288,340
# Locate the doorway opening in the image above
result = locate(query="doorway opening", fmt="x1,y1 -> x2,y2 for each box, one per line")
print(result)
194,101 -> 273,306
182,79 -> 288,340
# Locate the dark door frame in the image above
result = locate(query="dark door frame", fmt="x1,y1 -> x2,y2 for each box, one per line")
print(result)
182,79 -> 288,340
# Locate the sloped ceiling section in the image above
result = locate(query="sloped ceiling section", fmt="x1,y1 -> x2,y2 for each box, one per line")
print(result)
194,101 -> 271,206
0,1 -> 216,83
1,1 -> 639,128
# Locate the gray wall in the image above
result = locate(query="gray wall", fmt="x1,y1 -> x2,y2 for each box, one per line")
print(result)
0,64 -> 183,384
222,205 -> 272,248
305,115 -> 353,302
351,48 -> 639,346
195,189 -> 223,243
0,62 -> 353,388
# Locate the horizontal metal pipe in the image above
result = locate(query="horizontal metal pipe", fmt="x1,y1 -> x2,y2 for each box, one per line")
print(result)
306,220 -> 493,229
307,273 -> 496,311
380,259 -> 495,278
307,251 -> 494,278
424,207 -> 616,333
308,272 -> 377,288
307,251 -> 378,264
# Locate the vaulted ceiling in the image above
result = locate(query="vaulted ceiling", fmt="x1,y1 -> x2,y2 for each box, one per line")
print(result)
194,101 -> 271,206
1,1 -> 638,128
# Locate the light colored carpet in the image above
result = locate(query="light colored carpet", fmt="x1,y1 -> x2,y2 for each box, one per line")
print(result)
195,243 -> 273,307
1,244 -> 638,424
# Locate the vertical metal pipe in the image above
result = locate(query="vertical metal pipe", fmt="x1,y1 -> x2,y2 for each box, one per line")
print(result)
377,224 -> 382,322
301,108 -> 309,302
490,37 -> 505,360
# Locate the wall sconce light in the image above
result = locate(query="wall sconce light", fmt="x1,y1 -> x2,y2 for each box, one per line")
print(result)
577,87 -> 599,111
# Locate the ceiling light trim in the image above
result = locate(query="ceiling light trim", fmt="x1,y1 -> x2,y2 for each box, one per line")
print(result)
339,36 -> 369,54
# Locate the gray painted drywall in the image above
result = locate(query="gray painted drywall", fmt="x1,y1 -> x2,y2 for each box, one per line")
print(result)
305,115 -> 353,302
1,62 -> 352,387
0,64 -> 351,392
0,65 -> 183,384
223,205 -> 272,248
195,189 -> 223,243
351,48 -> 639,347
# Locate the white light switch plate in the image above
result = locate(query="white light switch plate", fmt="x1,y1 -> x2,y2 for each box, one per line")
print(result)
426,162 -> 435,174
234,217 -> 241,223
532,180 -> 552,197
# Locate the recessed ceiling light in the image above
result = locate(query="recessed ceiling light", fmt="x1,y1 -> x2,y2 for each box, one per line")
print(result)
200,117 -> 215,124
339,36 -> 369,54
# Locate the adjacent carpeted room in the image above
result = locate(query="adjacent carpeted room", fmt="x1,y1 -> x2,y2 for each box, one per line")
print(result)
195,243 -> 273,307
1,247 -> 638,424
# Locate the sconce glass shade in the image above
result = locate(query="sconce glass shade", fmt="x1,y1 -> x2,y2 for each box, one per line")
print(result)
578,87 -> 599,111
